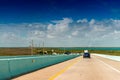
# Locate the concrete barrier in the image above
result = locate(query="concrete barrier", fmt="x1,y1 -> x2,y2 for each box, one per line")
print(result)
0,55 -> 80,80
0,60 -> 11,79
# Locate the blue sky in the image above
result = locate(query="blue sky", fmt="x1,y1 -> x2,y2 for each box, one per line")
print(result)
0,0 -> 120,47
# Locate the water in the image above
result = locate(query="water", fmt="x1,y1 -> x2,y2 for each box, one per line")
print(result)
58,47 -> 120,50
1,47 -> 120,50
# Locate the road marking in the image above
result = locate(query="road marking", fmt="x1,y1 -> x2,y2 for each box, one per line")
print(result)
96,57 -> 120,74
93,54 -> 120,61
48,57 -> 81,80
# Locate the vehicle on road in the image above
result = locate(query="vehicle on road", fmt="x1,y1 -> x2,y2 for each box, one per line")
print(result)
64,51 -> 71,55
83,50 -> 91,58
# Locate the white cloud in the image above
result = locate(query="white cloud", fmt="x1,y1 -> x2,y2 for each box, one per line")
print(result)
92,24 -> 106,32
89,19 -> 95,25
33,30 -> 45,37
53,18 -> 73,32
68,35 -> 72,39
102,30 -> 120,40
52,18 -> 73,24
47,34 -> 55,38
2,32 -> 18,41
77,18 -> 88,23
1,18 -> 120,47
28,30 -> 46,41
72,31 -> 79,36
47,24 -> 53,31
47,18 -> 73,39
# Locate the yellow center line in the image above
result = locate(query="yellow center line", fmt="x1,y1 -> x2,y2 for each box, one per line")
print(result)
48,57 -> 81,80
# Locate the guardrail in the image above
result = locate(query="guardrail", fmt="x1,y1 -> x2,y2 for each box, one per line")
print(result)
0,54 -> 80,80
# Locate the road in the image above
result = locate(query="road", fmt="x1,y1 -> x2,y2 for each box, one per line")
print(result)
13,55 -> 120,80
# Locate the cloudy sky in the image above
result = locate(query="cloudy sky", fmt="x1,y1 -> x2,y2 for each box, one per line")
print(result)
0,0 -> 120,47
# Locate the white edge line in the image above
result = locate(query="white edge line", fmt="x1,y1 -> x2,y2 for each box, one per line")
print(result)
93,54 -> 120,62
96,57 -> 120,74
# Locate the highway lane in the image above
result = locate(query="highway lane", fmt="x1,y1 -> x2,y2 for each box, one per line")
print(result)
13,55 -> 120,80
54,55 -> 120,80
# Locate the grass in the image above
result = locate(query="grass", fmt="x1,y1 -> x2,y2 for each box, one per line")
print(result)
0,47 -> 31,56
0,47 -> 120,56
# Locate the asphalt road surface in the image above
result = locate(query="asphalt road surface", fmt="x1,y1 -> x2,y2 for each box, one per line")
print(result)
13,55 -> 120,80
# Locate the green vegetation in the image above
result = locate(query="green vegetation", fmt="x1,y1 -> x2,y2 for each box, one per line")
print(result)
0,47 -> 82,56
0,47 -> 31,56
0,47 -> 120,56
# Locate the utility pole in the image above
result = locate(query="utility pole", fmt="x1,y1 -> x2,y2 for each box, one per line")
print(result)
39,43 -> 40,49
64,47 -> 65,53
42,41 -> 44,55
31,40 -> 34,55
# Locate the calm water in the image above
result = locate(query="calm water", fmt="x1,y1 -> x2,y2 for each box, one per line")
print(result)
58,47 -> 120,50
